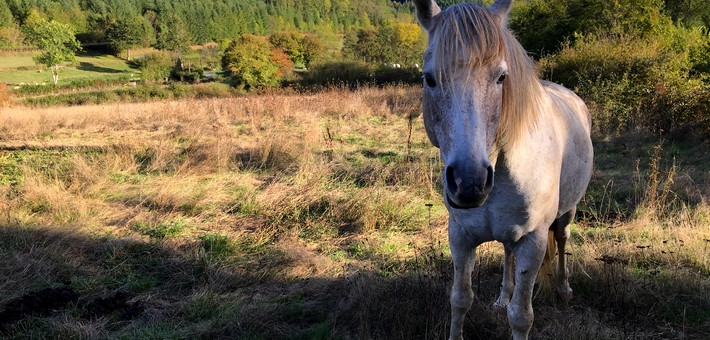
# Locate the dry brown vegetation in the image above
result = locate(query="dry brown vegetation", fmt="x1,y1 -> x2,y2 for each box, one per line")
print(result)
0,86 -> 709,339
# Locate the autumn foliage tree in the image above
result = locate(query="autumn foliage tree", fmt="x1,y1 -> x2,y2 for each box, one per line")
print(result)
271,48 -> 294,78
222,34 -> 282,89
343,20 -> 425,66
269,31 -> 323,68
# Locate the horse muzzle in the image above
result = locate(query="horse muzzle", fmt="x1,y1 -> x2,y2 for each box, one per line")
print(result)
444,162 -> 495,209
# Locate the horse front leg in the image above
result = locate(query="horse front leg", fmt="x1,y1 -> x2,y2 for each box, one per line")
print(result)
448,226 -> 477,340
507,230 -> 547,340
493,244 -> 514,309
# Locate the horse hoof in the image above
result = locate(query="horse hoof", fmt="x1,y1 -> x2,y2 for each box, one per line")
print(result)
493,298 -> 508,310
558,286 -> 573,302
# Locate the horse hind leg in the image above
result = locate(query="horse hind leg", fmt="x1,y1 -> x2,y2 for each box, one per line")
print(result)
553,208 -> 576,301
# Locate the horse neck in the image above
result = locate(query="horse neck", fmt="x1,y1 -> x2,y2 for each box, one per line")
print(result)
494,92 -> 562,192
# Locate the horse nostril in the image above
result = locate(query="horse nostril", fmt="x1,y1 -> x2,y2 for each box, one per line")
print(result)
485,164 -> 495,192
445,165 -> 457,193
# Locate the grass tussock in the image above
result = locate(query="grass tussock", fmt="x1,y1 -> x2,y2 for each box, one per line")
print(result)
0,87 -> 709,338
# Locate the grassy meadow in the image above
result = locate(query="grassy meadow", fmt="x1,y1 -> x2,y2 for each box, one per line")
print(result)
0,86 -> 709,339
0,51 -> 138,85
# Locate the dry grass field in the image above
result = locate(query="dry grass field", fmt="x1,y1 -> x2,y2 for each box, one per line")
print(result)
0,86 -> 709,339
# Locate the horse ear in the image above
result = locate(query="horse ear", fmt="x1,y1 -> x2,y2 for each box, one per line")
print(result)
489,0 -> 513,27
413,0 -> 441,31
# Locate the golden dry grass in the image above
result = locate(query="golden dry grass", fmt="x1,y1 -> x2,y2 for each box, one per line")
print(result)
0,86 -> 709,338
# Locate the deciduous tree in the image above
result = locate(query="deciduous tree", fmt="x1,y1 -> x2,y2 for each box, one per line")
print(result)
222,34 -> 281,89
23,14 -> 81,84
106,15 -> 144,60
269,31 -> 323,67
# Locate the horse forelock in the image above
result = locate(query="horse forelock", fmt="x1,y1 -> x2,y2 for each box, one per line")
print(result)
430,3 -> 544,149
431,3 -> 505,79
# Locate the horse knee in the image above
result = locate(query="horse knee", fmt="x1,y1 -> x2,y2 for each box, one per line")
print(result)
553,209 -> 575,241
450,288 -> 474,311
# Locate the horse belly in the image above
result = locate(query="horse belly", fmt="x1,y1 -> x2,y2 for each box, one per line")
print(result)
543,81 -> 594,217
557,118 -> 593,217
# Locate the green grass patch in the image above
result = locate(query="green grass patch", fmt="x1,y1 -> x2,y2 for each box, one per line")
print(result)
132,220 -> 188,239
199,233 -> 235,259
0,149 -> 77,188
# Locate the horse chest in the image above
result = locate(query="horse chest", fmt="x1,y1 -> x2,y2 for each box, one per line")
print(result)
448,175 -> 557,244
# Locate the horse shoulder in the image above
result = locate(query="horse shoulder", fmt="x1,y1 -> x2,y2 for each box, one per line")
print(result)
541,80 -> 591,134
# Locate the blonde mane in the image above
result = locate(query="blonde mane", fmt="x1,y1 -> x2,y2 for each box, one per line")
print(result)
430,3 -> 544,148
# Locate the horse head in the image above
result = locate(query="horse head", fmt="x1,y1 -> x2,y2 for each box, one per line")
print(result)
415,0 -> 513,209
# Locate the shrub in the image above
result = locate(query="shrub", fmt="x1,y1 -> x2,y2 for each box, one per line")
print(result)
297,62 -> 421,89
172,69 -> 203,83
539,24 -> 710,135
13,84 -> 57,95
343,20 -> 425,66
270,48 -> 294,79
139,51 -> 174,82
193,83 -> 232,98
269,31 -> 323,67
13,77 -> 131,96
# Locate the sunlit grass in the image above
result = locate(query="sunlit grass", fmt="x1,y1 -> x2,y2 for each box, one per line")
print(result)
0,87 -> 708,338
0,52 -> 137,85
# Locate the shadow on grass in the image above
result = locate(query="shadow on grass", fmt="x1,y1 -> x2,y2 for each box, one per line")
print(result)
77,61 -> 128,74
0,222 -> 708,339
580,133 -> 710,225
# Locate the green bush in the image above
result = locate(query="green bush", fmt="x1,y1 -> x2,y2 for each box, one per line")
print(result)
539,24 -> 710,135
509,0 -> 671,57
139,51 -> 174,82
269,31 -> 323,67
297,61 -> 421,89
13,84 -> 57,95
193,83 -> 232,98
172,69 -> 204,83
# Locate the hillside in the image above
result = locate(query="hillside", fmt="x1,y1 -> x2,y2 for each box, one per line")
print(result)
0,0 -> 416,48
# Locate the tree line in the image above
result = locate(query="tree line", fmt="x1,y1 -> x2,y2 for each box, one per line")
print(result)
0,0 -> 416,49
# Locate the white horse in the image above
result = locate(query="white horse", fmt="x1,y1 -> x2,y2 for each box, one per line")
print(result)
413,0 -> 593,339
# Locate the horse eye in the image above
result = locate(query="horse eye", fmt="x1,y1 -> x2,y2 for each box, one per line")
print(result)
423,74 -> 437,87
497,72 -> 508,85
